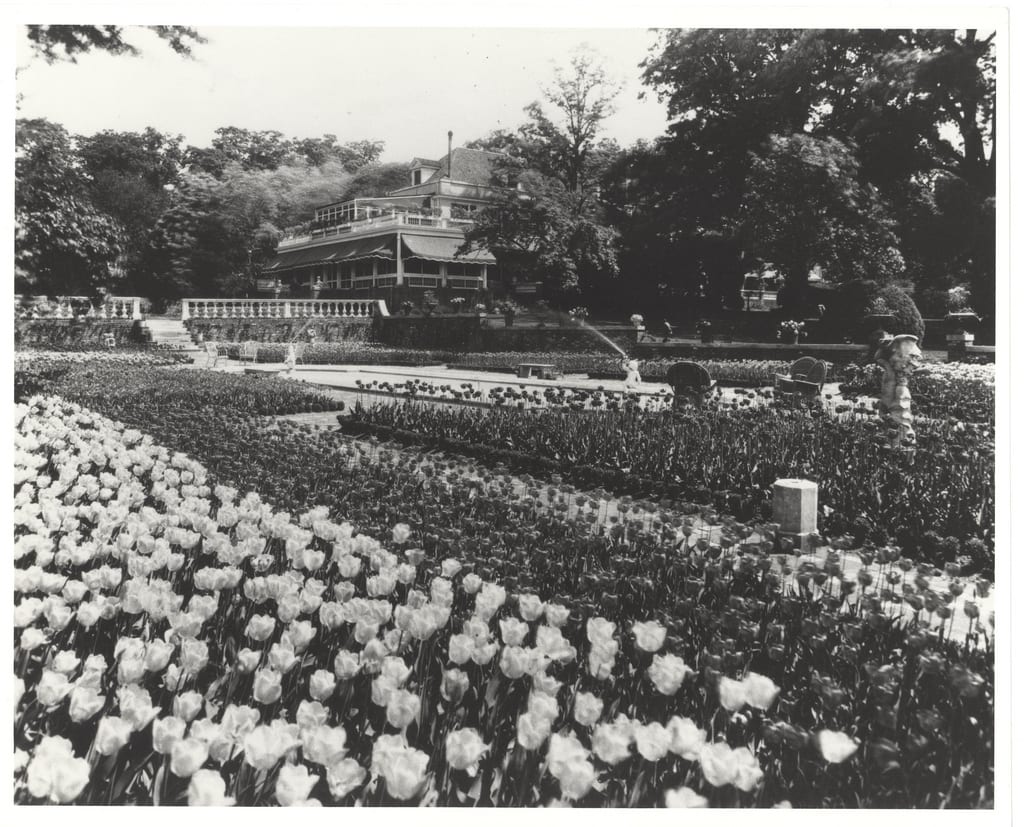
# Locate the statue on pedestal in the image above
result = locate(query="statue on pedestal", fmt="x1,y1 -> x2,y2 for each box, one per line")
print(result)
874,334 -> 922,448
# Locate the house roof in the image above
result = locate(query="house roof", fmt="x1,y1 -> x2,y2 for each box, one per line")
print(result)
410,157 -> 442,168
421,148 -> 504,186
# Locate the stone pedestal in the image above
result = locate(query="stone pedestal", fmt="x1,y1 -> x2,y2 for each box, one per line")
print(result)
772,478 -> 818,550
946,331 -> 974,363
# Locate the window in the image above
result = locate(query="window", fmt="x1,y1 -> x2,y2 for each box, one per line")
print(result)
446,261 -> 481,278
448,278 -> 482,290
375,276 -> 398,287
352,259 -> 376,279
405,276 -> 440,288
412,170 -> 422,185
403,257 -> 441,275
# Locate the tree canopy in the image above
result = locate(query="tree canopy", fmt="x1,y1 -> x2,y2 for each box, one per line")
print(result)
636,28 -> 996,313
24,25 -> 205,63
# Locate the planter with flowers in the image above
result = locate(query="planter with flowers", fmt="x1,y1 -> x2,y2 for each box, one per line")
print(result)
777,319 -> 806,344
450,296 -> 467,314
697,319 -> 714,344
568,306 -> 590,325
495,300 -> 519,328
630,313 -> 646,342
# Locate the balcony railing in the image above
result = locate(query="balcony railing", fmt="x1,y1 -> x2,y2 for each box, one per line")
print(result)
181,298 -> 388,321
278,213 -> 475,249
15,295 -> 142,320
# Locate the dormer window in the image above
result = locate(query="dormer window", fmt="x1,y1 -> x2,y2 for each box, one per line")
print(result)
412,169 -> 422,186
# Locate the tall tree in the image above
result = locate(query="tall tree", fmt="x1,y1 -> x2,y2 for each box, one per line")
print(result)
639,28 -> 996,313
76,128 -> 185,294
462,50 -> 623,304
738,134 -> 904,303
15,119 -> 124,296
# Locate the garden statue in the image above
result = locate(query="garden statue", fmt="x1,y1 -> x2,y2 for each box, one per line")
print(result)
875,333 -> 922,448
622,357 -> 642,390
285,343 -> 298,375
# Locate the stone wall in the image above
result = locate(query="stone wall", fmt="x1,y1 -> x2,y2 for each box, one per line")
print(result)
15,320 -> 144,349
185,317 -> 373,344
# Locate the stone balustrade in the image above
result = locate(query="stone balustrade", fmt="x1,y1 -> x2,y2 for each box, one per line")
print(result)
15,295 -> 142,320
181,298 -> 387,321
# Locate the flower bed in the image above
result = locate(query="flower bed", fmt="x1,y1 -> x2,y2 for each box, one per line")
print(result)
223,342 -> 452,366
840,363 -> 995,424
13,396 -> 994,807
346,402 -> 993,567
446,353 -> 792,385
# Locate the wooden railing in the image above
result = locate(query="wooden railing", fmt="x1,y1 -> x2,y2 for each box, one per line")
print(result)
181,298 -> 388,321
15,295 -> 142,320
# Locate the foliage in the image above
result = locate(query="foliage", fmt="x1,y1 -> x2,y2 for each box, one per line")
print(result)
868,286 -> 926,343
24,25 -> 205,63
462,50 -> 621,301
739,135 -> 905,305
15,119 -> 125,296
637,29 -> 995,316
12,382 -> 994,807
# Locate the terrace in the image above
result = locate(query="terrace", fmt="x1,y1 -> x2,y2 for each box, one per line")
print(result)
278,204 -> 475,250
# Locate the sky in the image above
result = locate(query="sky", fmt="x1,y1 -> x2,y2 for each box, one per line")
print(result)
15,26 -> 672,162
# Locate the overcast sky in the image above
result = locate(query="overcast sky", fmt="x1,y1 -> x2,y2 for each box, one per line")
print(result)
15,26 -> 672,162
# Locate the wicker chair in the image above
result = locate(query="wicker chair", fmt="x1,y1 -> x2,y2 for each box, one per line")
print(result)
666,361 -> 716,408
239,340 -> 259,364
204,341 -> 222,369
775,358 -> 827,397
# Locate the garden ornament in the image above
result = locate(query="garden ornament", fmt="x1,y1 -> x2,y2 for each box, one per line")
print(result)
285,343 -> 297,374
875,333 -> 922,448
622,358 -> 642,389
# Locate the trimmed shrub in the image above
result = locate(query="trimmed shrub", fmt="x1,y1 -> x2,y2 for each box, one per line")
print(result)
869,284 -> 925,342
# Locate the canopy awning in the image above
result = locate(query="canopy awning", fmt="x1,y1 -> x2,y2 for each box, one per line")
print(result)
401,235 -> 494,263
264,235 -> 396,272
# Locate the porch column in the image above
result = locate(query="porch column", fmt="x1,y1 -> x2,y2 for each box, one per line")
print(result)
395,233 -> 404,286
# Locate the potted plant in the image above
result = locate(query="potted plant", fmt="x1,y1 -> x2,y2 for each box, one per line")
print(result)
474,303 -> 488,317
450,296 -> 466,314
777,319 -> 806,344
697,318 -> 714,344
422,290 -> 439,316
400,300 -> 414,316
630,313 -> 644,328
569,306 -> 589,325
496,300 -> 519,328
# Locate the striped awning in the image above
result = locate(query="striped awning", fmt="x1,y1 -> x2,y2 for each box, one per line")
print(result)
264,235 -> 396,272
401,235 -> 494,263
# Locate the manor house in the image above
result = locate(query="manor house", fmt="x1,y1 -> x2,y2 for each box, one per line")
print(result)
261,141 -> 502,299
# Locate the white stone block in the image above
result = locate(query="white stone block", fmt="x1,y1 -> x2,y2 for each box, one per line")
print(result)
773,478 -> 818,549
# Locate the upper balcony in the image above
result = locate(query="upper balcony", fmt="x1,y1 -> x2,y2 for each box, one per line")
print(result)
278,210 -> 476,250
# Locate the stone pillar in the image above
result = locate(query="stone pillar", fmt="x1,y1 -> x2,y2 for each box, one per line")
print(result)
772,478 -> 818,551
946,330 -> 974,362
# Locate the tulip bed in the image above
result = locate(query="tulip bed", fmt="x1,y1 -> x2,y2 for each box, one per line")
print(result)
13,395 -> 995,807
840,363 -> 996,425
346,401 -> 993,565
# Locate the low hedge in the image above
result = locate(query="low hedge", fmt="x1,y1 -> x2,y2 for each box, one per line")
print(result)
14,319 -> 144,348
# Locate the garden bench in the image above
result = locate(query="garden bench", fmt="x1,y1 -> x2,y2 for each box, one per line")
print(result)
517,362 -> 560,380
204,341 -> 223,369
666,361 -> 716,408
775,357 -> 827,397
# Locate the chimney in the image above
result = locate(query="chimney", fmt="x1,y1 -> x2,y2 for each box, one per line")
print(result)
446,131 -> 453,178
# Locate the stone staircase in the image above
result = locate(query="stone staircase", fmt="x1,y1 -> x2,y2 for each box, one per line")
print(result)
141,318 -> 203,361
